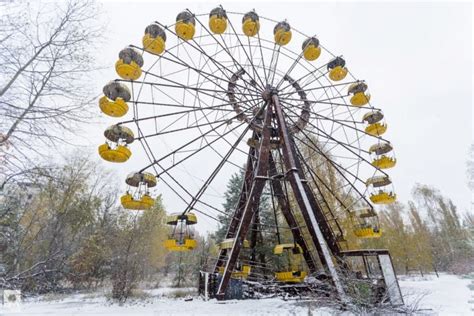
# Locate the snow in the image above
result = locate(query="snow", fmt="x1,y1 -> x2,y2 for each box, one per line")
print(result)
1,274 -> 472,315
1,293 -> 328,316
398,273 -> 473,315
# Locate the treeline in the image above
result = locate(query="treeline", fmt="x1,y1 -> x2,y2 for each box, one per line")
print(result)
359,185 -> 474,275
1,155 -> 473,302
0,156 -> 213,301
215,170 -> 474,277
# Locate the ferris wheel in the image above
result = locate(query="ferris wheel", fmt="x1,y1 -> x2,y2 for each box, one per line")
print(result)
97,7 -> 397,299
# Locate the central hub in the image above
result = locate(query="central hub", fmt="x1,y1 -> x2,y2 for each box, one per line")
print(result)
261,85 -> 276,102
227,70 -> 308,134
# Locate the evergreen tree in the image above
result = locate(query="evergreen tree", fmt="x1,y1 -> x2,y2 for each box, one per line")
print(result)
215,169 -> 244,243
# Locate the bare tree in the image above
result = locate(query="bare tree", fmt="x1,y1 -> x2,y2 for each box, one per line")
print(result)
0,0 -> 103,188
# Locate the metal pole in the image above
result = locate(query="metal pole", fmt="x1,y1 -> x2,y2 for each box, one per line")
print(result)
204,272 -> 209,301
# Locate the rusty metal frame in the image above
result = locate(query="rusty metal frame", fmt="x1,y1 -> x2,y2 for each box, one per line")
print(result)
215,101 -> 273,299
215,93 -> 347,302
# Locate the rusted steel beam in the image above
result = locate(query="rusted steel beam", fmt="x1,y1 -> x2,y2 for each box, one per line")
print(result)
249,206 -> 260,261
216,102 -> 273,299
226,148 -> 256,238
268,153 -> 317,273
214,141 -> 256,271
249,206 -> 267,277
272,93 -> 347,302
292,149 -> 341,255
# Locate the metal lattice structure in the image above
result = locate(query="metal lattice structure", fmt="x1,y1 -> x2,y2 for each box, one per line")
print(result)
98,7 -> 402,304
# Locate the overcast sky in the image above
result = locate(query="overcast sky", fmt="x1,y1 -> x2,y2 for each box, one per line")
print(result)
80,1 -> 473,232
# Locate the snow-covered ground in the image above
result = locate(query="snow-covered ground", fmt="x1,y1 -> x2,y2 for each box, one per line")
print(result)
1,274 -> 472,315
1,290 -> 331,316
398,274 -> 473,315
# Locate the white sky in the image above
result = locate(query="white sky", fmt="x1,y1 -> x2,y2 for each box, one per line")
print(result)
78,1 -> 473,232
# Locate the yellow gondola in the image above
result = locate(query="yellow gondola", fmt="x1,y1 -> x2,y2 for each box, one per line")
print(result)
363,110 -> 387,136
120,171 -> 156,210
366,175 -> 396,205
327,57 -> 348,81
219,238 -> 250,250
348,82 -> 371,106
351,208 -> 382,238
242,11 -> 260,37
98,144 -> 131,163
143,23 -> 166,55
372,156 -> 396,169
120,193 -> 154,210
209,7 -> 227,34
175,11 -> 195,41
217,265 -> 251,279
365,123 -> 387,136
115,47 -> 143,80
98,124 -> 134,163
274,21 -> 292,46
370,191 -> 397,204
99,82 -> 130,117
217,237 -> 251,279
369,142 -> 397,169
273,243 -> 306,283
302,37 -> 321,61
164,213 -> 198,251
274,243 -> 302,255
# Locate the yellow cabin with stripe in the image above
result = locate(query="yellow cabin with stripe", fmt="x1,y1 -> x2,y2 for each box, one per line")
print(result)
99,96 -> 128,117
209,7 -> 228,34
218,265 -> 251,279
115,60 -> 142,81
98,144 -> 131,163
242,11 -> 260,37
143,34 -> 165,54
365,123 -> 387,136
275,271 -> 307,283
176,11 -> 196,41
372,155 -> 397,169
120,193 -> 154,210
274,21 -> 292,46
370,191 -> 397,204
164,238 -> 197,251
